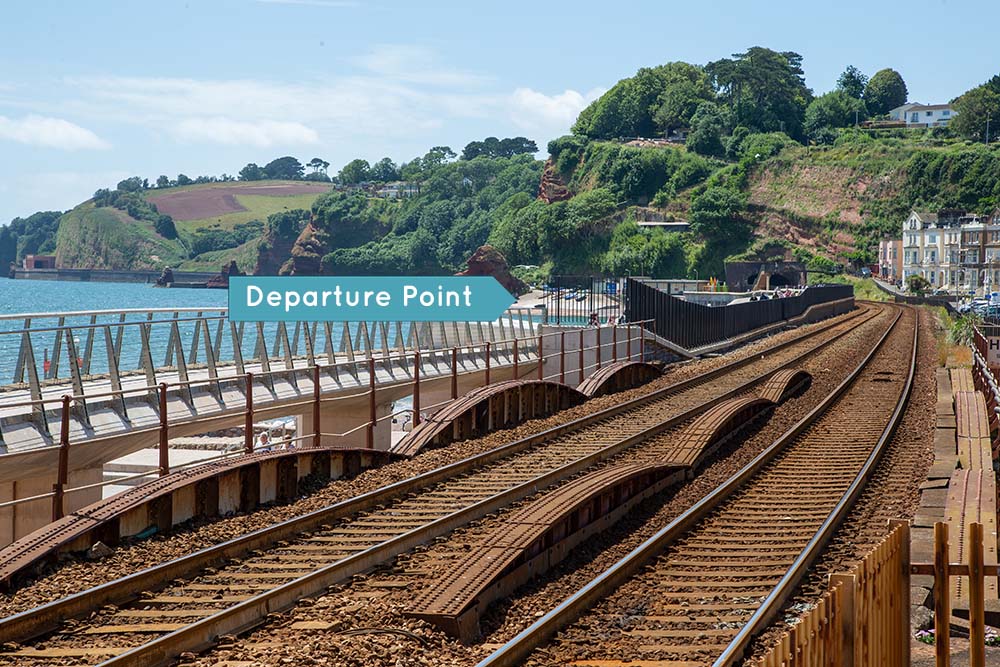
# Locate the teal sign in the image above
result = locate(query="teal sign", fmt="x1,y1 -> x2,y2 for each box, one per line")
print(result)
228,276 -> 516,322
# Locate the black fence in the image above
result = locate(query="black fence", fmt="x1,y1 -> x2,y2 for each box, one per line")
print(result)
624,279 -> 854,350
543,275 -> 626,325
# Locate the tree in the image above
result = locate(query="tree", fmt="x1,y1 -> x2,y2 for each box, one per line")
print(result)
906,273 -> 930,294
238,163 -> 265,181
685,101 -> 727,157
651,62 -> 716,135
370,157 -> 400,182
422,146 -> 456,168
572,62 -> 714,139
263,156 -> 305,180
155,175 -> 170,188
307,157 -> 330,175
836,65 -> 868,99
462,137 -> 538,160
706,47 -> 812,139
985,74 -> 1000,96
951,85 -> 1000,142
154,215 -> 178,239
338,159 -> 371,185
863,68 -> 908,116
688,186 -> 749,243
498,137 -> 538,157
116,176 -> 144,193
176,174 -> 193,186
804,90 -> 867,141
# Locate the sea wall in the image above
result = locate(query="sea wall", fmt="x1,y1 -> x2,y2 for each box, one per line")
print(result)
10,268 -> 218,284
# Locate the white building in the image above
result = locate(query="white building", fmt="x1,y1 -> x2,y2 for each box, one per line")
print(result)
901,209 -> 996,293
889,103 -> 957,128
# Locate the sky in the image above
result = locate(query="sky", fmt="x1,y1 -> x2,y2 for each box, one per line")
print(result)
0,0 -> 997,224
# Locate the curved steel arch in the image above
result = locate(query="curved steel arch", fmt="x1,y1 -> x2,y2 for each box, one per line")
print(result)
391,380 -> 587,458
577,361 -> 664,398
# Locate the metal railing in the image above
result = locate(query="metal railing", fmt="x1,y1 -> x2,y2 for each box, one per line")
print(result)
0,307 -> 543,440
542,275 -> 625,325
0,321 -> 650,522
625,279 -> 854,350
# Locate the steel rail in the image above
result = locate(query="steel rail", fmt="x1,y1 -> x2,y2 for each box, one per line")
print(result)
475,304 -> 913,667
0,307 -> 874,651
87,307 -> 882,667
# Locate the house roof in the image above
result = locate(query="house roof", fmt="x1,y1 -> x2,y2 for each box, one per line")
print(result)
896,103 -> 955,112
912,210 -> 938,224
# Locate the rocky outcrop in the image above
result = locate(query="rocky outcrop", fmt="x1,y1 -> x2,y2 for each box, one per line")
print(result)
253,231 -> 299,276
456,245 -> 528,296
155,266 -> 174,286
282,222 -> 330,275
205,260 -> 242,288
537,159 -> 572,204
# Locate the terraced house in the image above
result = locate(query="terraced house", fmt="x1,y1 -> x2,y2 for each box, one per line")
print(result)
902,209 -> 1000,293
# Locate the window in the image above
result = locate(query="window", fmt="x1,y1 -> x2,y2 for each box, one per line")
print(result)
928,233 -> 938,244
926,111 -> 933,117
911,113 -> 919,122
943,110 -> 951,117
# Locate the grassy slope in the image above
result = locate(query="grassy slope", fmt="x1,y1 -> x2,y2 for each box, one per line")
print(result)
171,192 -> 325,234
55,204 -> 188,270
55,181 -> 331,272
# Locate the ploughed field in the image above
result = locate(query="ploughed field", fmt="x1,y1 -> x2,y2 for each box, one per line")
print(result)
146,182 -> 334,221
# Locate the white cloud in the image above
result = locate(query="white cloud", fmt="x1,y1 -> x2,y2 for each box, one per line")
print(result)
173,117 -> 319,147
255,0 -> 358,6
508,87 -> 605,133
2,170 -> 130,222
351,45 -> 489,87
0,114 -> 109,150
66,74 -> 486,142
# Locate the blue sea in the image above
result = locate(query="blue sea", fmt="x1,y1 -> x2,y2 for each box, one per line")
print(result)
0,277 -> 227,384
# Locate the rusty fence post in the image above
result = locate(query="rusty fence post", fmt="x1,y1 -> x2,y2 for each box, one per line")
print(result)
52,395 -> 71,521
367,357 -> 375,450
451,347 -> 458,399
485,341 -> 491,386
413,351 -> 421,427
158,383 -> 170,476
579,329 -> 585,385
626,324 -> 632,360
513,338 -> 519,380
934,521 -> 951,667
560,331 -> 566,384
312,365 -> 321,449
538,333 -> 544,381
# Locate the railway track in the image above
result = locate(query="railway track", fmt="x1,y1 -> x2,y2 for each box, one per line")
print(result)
477,304 -> 915,667
0,306 -> 881,667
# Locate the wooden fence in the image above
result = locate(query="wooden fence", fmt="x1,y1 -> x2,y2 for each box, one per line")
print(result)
754,520 -> 1000,667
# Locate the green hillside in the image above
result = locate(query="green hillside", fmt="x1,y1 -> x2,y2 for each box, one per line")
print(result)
49,180 -> 333,272
54,204 -> 188,270
8,52 -> 1000,281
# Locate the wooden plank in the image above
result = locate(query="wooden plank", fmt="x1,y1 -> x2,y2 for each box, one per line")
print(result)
84,623 -> 188,634
6,647 -> 123,657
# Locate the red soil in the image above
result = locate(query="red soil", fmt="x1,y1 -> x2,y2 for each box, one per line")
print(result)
147,183 -> 333,221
